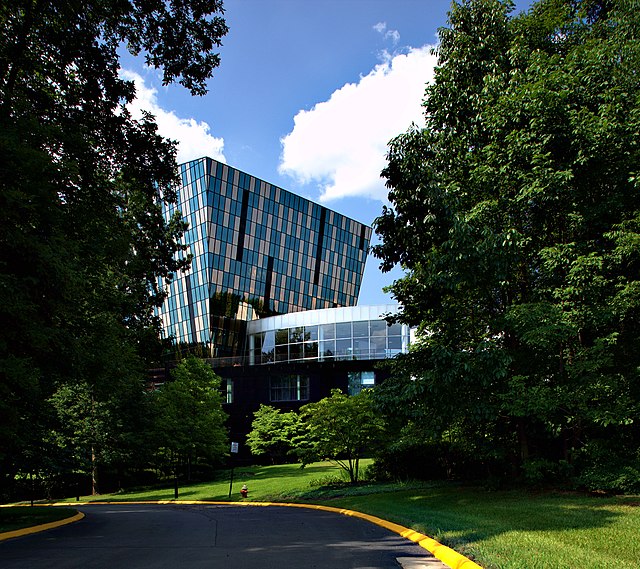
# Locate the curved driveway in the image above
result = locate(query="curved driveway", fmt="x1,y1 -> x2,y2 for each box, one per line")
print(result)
1,503 -> 446,568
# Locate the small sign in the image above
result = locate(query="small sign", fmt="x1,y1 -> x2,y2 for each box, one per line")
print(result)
230,442 -> 239,454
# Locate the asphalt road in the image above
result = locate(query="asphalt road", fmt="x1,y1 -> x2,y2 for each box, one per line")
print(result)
0,504 -> 447,568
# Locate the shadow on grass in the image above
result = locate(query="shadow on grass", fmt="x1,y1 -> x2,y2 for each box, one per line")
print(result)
236,464 -> 331,479
86,486 -> 240,502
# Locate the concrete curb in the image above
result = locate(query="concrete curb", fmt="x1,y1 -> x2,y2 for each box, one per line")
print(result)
28,500 -> 482,568
0,511 -> 85,542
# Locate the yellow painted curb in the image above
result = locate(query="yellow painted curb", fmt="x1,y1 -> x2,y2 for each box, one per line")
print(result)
41,500 -> 482,568
0,511 -> 85,542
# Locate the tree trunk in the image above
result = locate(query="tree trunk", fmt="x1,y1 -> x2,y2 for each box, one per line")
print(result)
91,444 -> 99,495
518,420 -> 529,463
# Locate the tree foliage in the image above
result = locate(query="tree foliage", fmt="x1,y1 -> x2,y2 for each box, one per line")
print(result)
151,356 -> 228,478
246,405 -> 302,464
373,0 -> 640,484
299,389 -> 386,483
0,0 -> 227,496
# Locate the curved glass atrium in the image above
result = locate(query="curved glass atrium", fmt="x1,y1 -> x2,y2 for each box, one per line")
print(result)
246,304 -> 409,365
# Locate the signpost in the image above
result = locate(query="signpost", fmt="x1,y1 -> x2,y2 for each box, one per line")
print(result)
228,442 -> 239,498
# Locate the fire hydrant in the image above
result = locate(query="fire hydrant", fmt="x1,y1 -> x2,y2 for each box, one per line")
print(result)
240,484 -> 248,498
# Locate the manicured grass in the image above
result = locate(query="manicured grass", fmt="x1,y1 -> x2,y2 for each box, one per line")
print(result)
0,506 -> 78,533
47,461 -> 640,569
328,487 -> 640,569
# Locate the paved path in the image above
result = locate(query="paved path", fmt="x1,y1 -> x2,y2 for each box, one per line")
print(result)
0,504 -> 447,568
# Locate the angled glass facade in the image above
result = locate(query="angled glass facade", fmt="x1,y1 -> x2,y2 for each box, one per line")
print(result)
157,157 -> 372,356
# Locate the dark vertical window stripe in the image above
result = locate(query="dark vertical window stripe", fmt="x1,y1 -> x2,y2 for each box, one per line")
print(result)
264,255 -> 274,312
185,275 -> 197,344
236,189 -> 250,262
313,207 -> 326,286
359,224 -> 366,251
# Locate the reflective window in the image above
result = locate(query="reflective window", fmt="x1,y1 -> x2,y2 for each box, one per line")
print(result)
270,375 -> 309,402
320,340 -> 335,359
371,336 -> 386,358
370,320 -> 387,336
388,323 -> 402,336
320,323 -> 335,340
262,330 -> 275,359
303,341 -> 318,359
348,371 -> 375,396
353,337 -> 369,358
275,329 -> 288,345
336,322 -> 351,338
275,344 -> 288,362
289,326 -> 305,342
335,338 -> 352,359
222,379 -> 233,404
352,321 -> 369,338
304,325 -> 318,341
289,343 -> 302,361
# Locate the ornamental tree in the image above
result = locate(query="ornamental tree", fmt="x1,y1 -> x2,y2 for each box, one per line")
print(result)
299,389 -> 386,484
246,405 -> 303,464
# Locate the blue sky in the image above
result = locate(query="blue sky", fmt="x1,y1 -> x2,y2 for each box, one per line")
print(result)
122,0 -> 528,306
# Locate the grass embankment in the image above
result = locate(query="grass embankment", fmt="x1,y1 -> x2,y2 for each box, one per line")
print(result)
41,461 -> 640,569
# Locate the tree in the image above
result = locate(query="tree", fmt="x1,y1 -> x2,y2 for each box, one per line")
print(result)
299,389 -> 386,484
246,405 -> 302,464
0,1 -> 228,496
151,356 -> 228,482
373,0 -> 640,484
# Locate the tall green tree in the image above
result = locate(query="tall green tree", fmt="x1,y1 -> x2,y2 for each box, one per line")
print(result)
152,356 -> 228,481
151,356 -> 228,481
299,389 -> 386,483
373,0 -> 640,482
0,1 -> 228,495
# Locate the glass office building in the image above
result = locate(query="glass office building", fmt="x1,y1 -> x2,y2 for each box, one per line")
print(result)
152,158 -> 411,442
157,157 -> 372,356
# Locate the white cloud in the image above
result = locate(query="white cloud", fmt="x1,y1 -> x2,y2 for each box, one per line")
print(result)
119,69 -> 225,164
373,21 -> 387,34
278,46 -> 437,203
373,21 -> 400,46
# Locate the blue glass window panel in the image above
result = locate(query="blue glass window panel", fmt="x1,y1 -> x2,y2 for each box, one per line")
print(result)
352,321 -> 368,338
388,323 -> 402,336
336,322 -> 351,339
320,324 -> 335,340
320,340 -> 335,358
304,326 -> 318,341
335,338 -> 352,359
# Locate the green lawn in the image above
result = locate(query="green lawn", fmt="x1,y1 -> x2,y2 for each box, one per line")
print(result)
329,486 -> 640,569
0,506 -> 78,533
37,461 -> 640,569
